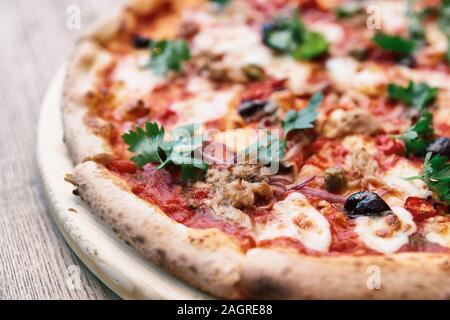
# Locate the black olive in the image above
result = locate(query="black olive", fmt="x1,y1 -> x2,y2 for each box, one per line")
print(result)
238,100 -> 268,119
132,35 -> 152,49
262,21 -> 292,52
427,137 -> 450,157
396,55 -> 416,68
344,191 -> 391,218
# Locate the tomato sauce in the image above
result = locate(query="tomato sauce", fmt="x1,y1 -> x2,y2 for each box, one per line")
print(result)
108,160 -> 255,250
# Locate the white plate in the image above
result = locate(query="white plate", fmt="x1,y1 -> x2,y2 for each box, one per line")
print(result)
37,68 -> 212,300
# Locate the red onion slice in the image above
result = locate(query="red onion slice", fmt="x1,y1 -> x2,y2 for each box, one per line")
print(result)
295,187 -> 347,203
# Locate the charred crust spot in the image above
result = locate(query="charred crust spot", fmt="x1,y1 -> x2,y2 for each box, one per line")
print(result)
72,188 -> 80,196
132,235 -> 146,244
189,265 -> 198,274
156,249 -> 166,260
243,276 -> 288,299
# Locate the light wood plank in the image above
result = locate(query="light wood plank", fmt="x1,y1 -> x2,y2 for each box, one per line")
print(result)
0,0 -> 123,300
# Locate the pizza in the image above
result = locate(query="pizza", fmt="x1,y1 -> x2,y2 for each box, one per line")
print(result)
62,0 -> 450,299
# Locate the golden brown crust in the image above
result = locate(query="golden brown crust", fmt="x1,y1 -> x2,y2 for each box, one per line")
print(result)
73,161 -> 245,299
62,39 -> 115,165
240,248 -> 450,299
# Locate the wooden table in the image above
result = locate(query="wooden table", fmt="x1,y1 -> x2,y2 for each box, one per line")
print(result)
0,0 -> 122,299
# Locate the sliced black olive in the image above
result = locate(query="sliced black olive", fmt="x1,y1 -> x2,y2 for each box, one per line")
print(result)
344,191 -> 391,218
262,21 -> 293,52
396,55 -> 416,68
427,137 -> 450,157
238,100 -> 268,118
132,35 -> 152,49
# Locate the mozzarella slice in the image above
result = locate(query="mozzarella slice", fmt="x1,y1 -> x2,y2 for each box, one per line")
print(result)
375,0 -> 407,34
171,88 -> 237,128
424,216 -> 450,249
192,23 -> 312,93
355,206 -> 417,254
113,53 -> 164,102
266,58 -> 312,95
326,57 -> 359,92
382,159 -> 431,206
193,24 -> 273,68
259,193 -> 332,253
310,22 -> 344,45
326,57 -> 387,95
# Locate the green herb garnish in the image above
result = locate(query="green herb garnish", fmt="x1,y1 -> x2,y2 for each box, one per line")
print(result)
409,152 -> 450,204
123,122 -> 208,181
398,111 -> 435,157
282,92 -> 323,139
372,32 -> 415,56
388,81 -> 438,110
240,133 -> 285,167
439,0 -> 450,63
262,10 -> 328,60
147,40 -> 191,76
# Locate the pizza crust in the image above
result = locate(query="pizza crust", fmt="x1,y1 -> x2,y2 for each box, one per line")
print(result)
73,161 -> 245,299
240,248 -> 450,299
62,40 -> 115,165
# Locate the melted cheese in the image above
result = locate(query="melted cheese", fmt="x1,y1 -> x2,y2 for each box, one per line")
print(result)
326,57 -> 387,95
259,193 -> 332,253
424,216 -> 450,249
425,23 -> 448,53
376,0 -> 407,33
192,23 -> 312,94
193,24 -> 273,68
171,88 -> 237,128
265,58 -> 312,95
355,206 -> 417,254
113,53 -> 164,101
382,159 -> 431,206
342,134 -> 377,155
310,22 -> 344,45
326,57 -> 359,91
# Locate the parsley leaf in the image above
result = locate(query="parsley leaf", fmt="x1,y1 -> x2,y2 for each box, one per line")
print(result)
262,10 -> 328,60
372,32 -> 415,56
292,31 -> 329,60
388,81 -> 438,110
147,40 -> 191,76
439,0 -> 450,63
398,111 -> 435,157
122,122 -> 208,181
282,92 -> 323,139
411,152 -> 450,204
122,122 -> 166,168
240,133 -> 285,167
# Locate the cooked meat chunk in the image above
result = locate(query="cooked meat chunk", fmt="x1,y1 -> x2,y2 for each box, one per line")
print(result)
198,164 -> 274,210
320,108 -> 380,138
344,148 -> 381,189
